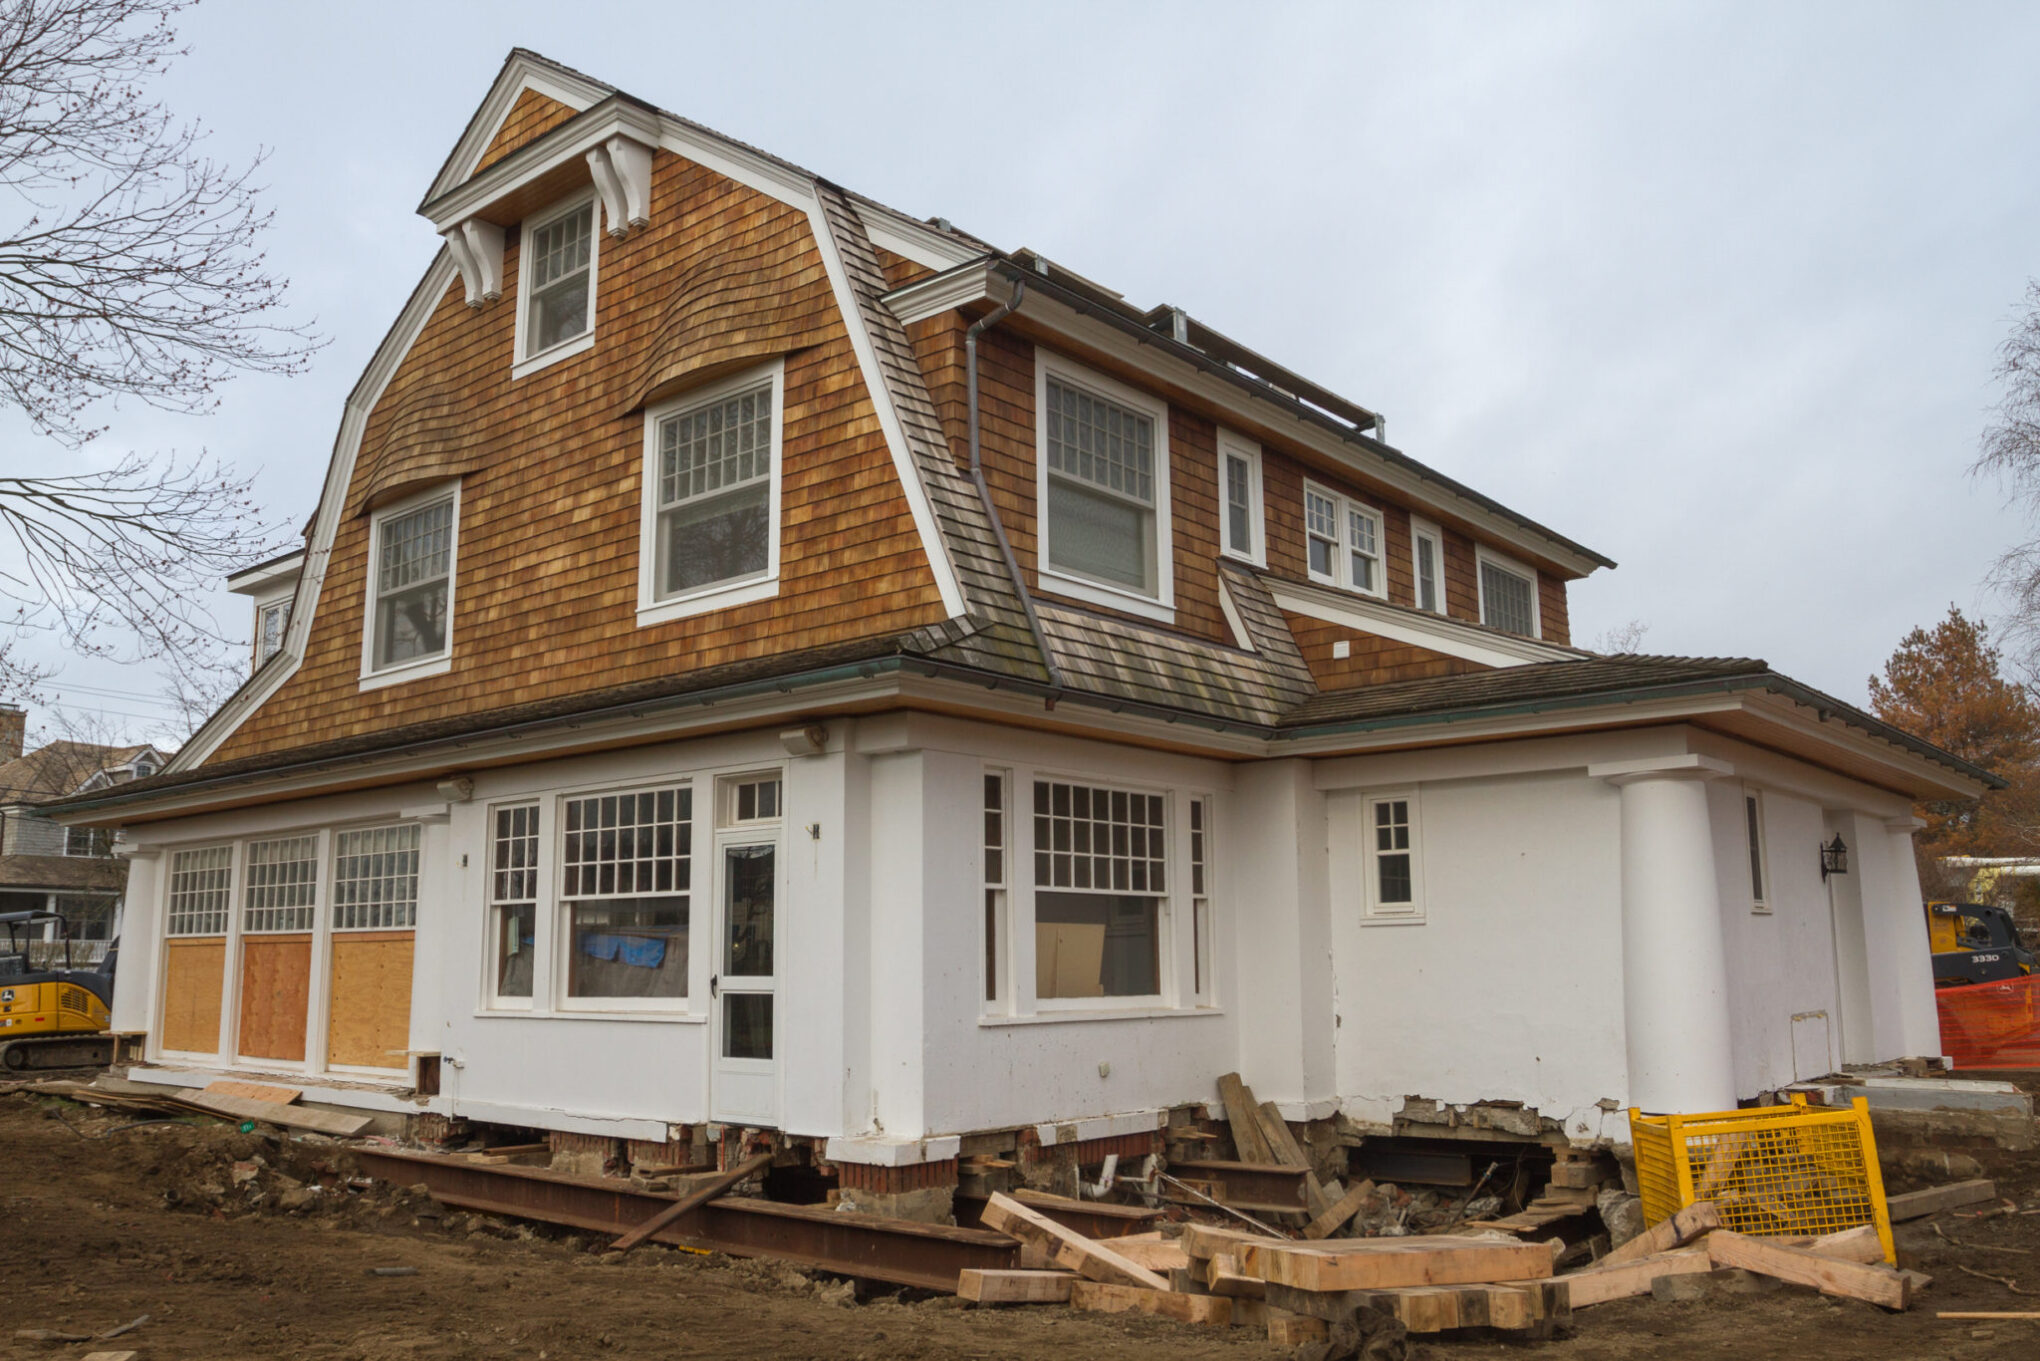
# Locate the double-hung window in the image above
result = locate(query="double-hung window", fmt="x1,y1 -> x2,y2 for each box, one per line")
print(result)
560,786 -> 692,1006
490,805 -> 540,1001
516,195 -> 597,372
1744,791 -> 1770,914
1036,354 -> 1173,621
1217,431 -> 1264,565
1363,792 -> 1424,922
1476,547 -> 1540,637
364,488 -> 457,683
1303,481 -> 1385,598
1411,517 -> 1444,614
638,362 -> 784,624
1032,779 -> 1166,1002
983,770 -> 1011,1010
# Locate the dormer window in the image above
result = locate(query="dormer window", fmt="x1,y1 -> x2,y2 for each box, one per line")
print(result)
258,600 -> 290,663
362,485 -> 459,685
1304,481 -> 1385,599
1217,430 -> 1264,566
1034,352 -> 1174,623
514,194 -> 598,375
1476,546 -> 1540,638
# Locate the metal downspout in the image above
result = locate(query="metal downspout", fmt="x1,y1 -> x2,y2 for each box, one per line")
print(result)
965,279 -> 1065,698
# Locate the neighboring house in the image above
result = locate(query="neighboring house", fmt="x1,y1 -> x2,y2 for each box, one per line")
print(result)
0,705 -> 165,959
45,51 -> 1988,1212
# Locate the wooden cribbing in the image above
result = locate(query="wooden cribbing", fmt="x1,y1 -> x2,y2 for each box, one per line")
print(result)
1069,1280 -> 1231,1326
979,1192 -> 1171,1291
1266,1279 -> 1569,1333
608,1152 -> 771,1254
1255,1234 -> 1554,1293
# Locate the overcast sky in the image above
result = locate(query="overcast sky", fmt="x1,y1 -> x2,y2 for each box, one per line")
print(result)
11,0 -> 2040,744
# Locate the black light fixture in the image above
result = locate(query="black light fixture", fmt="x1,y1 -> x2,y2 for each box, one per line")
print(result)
1820,834 -> 1849,880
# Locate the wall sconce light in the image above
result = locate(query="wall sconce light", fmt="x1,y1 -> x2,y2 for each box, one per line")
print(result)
1820,834 -> 1849,880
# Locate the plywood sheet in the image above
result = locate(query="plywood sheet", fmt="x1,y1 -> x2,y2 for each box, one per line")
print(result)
327,931 -> 414,1071
160,937 -> 226,1055
236,933 -> 311,1062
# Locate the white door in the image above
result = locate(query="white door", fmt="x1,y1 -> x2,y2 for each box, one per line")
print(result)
710,838 -> 778,1124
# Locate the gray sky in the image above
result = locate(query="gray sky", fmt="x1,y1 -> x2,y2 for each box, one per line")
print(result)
12,0 -> 2040,743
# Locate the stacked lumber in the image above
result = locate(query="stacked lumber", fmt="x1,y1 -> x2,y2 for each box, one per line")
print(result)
1555,1199 -> 1927,1312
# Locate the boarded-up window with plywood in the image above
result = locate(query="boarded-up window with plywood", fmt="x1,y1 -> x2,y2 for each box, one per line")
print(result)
166,846 -> 232,936
332,824 -> 420,930
244,835 -> 318,932
561,786 -> 691,1003
1032,780 -> 1165,1000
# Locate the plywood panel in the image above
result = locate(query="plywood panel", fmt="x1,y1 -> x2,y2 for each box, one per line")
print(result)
236,934 -> 312,1063
161,937 -> 226,1055
327,931 -> 414,1071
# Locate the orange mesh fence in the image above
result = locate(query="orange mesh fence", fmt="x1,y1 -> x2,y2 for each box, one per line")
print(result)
1938,974 -> 2040,1069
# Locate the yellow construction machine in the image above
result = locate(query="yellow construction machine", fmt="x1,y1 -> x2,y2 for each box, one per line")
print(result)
0,909 -> 115,1071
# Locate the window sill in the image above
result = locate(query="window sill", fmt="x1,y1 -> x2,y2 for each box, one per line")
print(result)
1037,569 -> 1175,625
512,331 -> 594,380
359,654 -> 451,691
1220,546 -> 1265,569
1360,914 -> 1426,927
637,575 -> 779,628
526,1008 -> 707,1023
978,1004 -> 1223,1027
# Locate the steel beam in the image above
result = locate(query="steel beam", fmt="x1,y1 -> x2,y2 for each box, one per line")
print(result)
356,1149 -> 1017,1292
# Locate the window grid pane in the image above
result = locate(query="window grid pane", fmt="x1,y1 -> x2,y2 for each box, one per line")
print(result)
492,805 -> 539,904
1045,379 -> 1154,506
166,846 -> 233,936
1225,454 -> 1253,552
659,385 -> 773,508
1373,800 -> 1413,906
332,824 -> 420,931
378,501 -> 452,597
1031,780 -> 1167,894
1416,536 -> 1439,612
562,787 -> 692,899
530,204 -> 591,290
1480,561 -> 1536,636
244,835 -> 318,933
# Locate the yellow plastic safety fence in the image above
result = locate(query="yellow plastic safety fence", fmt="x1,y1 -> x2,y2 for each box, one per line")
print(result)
1629,1095 -> 1895,1265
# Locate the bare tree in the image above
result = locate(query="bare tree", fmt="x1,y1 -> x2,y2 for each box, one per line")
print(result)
0,0 -> 315,716
1978,279 -> 2040,670
1591,618 -> 1650,655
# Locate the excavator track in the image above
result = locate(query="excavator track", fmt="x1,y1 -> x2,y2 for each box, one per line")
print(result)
0,1034 -> 115,1072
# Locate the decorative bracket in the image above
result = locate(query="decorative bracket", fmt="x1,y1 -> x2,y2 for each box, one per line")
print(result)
442,218 -> 505,308
587,134 -> 653,238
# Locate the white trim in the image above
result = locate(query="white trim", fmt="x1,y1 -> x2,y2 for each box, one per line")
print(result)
1475,544 -> 1542,639
226,553 -> 305,596
1265,577 -> 1575,669
806,199 -> 968,619
1033,348 -> 1175,625
1409,515 -> 1445,615
635,359 -> 786,627
424,58 -> 607,207
1214,575 -> 1258,653
859,212 -> 985,274
882,254 -> 999,324
423,97 -> 665,232
1361,788 -> 1424,923
358,481 -> 462,689
1216,429 -> 1265,567
511,191 -> 600,377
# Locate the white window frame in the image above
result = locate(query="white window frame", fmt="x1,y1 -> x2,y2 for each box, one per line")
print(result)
257,598 -> 290,664
1033,349 -> 1175,624
552,779 -> 698,1017
1026,772 -> 1175,1014
512,191 -> 600,379
1302,480 -> 1386,600
485,802 -> 541,1011
358,481 -> 460,690
1216,429 -> 1265,566
1410,516 -> 1445,615
1745,789 -> 1771,914
635,359 -> 786,627
1474,545 -> 1541,638
1362,790 -> 1425,924
982,767 -> 1013,1016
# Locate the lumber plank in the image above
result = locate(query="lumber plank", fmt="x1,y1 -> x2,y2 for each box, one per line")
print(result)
980,1192 -> 1171,1291
1560,1248 -> 1712,1308
1203,1252 -> 1265,1298
1255,1234 -> 1554,1293
1887,1180 -> 1996,1222
1108,1238 -> 1190,1272
957,1269 -> 1073,1303
203,1079 -> 303,1105
1304,1177 -> 1377,1240
1180,1223 -> 1279,1263
1937,1311 -> 2040,1319
1705,1230 -> 1912,1309
1216,1073 -> 1276,1164
175,1091 -> 370,1137
1805,1224 -> 1887,1265
1069,1279 -> 1231,1327
1598,1200 -> 1722,1267
608,1152 -> 771,1254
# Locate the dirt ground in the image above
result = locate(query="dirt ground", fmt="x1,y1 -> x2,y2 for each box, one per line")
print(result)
4,1087 -> 2039,1361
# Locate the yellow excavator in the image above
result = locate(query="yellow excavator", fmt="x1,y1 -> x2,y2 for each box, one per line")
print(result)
0,909 -> 116,1070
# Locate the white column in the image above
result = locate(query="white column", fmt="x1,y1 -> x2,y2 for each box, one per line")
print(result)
1598,758 -> 1736,1113
1823,811 -> 1879,1065
1229,760 -> 1337,1112
1861,816 -> 1941,1059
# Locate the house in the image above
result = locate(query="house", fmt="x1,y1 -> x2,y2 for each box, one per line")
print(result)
0,704 -> 165,959
44,51 -> 1985,1216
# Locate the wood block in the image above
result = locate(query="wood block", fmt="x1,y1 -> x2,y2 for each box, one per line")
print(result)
1216,1073 -> 1276,1164
1203,1253 -> 1265,1298
1180,1223 -> 1279,1262
1887,1180 -> 1995,1222
1599,1201 -> 1722,1267
1304,1178 -> 1376,1240
82,1353 -> 138,1361
957,1269 -> 1073,1303
1266,1279 -> 1567,1333
1560,1248 -> 1712,1308
1228,1297 -> 1270,1328
1069,1279 -> 1231,1327
1266,1310 -> 1328,1344
1806,1223 -> 1888,1265
1255,1235 -> 1554,1292
1705,1230 -> 1911,1309
1109,1238 -> 1189,1272
980,1193 -> 1170,1291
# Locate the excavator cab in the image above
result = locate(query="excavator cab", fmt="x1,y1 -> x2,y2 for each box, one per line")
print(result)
1925,901 -> 2037,988
0,910 -> 117,1070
